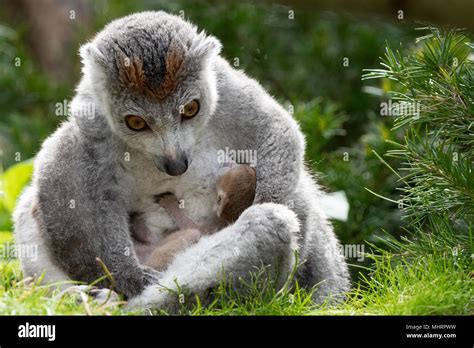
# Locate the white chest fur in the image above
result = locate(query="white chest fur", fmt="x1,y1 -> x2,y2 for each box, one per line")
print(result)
124,143 -> 222,240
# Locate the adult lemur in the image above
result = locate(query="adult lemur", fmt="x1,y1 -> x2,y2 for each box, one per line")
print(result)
14,11 -> 349,309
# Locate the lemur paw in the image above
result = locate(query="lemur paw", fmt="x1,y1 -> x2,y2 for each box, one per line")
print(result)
56,285 -> 121,305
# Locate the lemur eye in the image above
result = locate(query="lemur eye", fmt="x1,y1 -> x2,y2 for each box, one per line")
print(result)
125,115 -> 148,131
181,100 -> 200,119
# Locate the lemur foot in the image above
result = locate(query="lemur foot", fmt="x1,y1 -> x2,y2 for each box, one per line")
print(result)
55,285 -> 121,306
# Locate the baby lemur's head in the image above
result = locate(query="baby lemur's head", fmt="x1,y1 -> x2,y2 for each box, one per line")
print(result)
216,164 -> 257,223
79,11 -> 221,176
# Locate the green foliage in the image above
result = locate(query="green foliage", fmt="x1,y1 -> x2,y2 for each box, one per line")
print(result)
0,231 -> 12,244
314,247 -> 473,315
351,29 -> 472,251
176,257 -> 318,316
294,100 -> 405,247
0,261 -> 131,315
355,28 -> 474,314
0,25 -> 67,170
0,159 -> 33,231
1,241 -> 470,315
294,98 -> 348,162
363,28 -> 474,225
1,159 -> 33,213
0,2 -> 470,315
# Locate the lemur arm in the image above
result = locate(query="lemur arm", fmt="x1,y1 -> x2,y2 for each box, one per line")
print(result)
252,107 -> 305,205
214,58 -> 305,206
34,128 -> 160,298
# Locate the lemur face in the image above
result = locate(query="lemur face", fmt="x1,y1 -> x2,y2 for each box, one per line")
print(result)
80,11 -> 221,176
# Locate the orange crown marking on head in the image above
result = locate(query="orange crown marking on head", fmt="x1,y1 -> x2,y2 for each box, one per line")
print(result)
116,43 -> 185,100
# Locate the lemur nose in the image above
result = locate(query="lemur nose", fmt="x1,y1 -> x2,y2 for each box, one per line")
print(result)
154,153 -> 189,176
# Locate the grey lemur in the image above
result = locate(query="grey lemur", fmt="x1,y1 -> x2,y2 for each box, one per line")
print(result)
13,11 -> 350,309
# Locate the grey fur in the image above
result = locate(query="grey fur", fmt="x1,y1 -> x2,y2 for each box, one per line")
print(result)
13,11 -> 349,307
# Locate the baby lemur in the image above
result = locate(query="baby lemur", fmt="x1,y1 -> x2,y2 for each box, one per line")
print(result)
142,163 -> 256,271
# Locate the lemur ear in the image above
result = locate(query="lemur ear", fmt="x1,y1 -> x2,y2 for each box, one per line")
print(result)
79,42 -> 107,69
188,31 -> 222,67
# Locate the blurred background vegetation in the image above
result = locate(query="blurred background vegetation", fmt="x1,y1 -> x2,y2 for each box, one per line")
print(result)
0,0 -> 472,284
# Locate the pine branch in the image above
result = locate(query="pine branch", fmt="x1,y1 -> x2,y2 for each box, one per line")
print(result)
364,27 -> 474,238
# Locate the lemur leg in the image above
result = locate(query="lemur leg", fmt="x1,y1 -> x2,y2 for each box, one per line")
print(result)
14,186 -> 70,287
128,203 -> 300,311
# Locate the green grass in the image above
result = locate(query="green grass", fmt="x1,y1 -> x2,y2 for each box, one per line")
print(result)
0,260 -> 131,315
317,254 -> 473,315
1,231 -> 471,316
